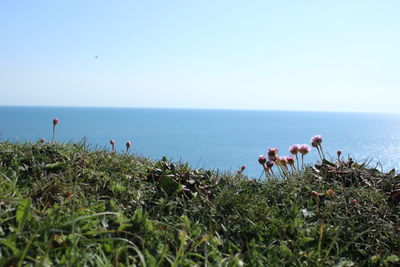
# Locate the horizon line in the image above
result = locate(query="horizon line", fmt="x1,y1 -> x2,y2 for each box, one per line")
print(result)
0,104 -> 398,116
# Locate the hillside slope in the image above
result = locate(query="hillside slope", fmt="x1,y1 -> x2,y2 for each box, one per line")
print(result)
0,142 -> 399,266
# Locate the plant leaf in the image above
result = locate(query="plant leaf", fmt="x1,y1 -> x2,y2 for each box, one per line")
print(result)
16,198 -> 31,230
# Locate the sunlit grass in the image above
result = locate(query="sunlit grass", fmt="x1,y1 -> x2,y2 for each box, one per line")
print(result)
0,141 -> 399,266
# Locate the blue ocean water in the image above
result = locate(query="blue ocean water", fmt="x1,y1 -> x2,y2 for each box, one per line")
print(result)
1,106 -> 400,178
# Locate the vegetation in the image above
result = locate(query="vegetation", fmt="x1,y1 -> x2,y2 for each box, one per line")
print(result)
0,141 -> 399,266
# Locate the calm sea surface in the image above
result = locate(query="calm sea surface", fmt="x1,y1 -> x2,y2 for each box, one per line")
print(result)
1,106 -> 400,178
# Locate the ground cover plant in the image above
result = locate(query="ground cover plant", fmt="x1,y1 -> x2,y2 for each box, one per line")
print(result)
0,132 -> 399,266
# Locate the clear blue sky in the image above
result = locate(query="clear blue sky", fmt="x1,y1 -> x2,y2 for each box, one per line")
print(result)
1,1 -> 399,113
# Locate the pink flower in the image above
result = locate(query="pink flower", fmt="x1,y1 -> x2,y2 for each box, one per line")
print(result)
268,156 -> 277,162
310,135 -> 322,148
237,165 -> 246,174
299,144 -> 311,155
278,156 -> 288,166
289,144 -> 300,155
311,191 -> 319,197
267,148 -> 278,158
258,155 -> 267,165
51,118 -> 59,142
286,156 -> 295,165
126,141 -> 132,149
110,139 -> 116,152
266,161 -> 275,169
126,141 -> 132,153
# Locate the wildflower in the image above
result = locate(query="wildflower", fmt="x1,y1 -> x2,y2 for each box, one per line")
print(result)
311,191 -> 322,209
110,139 -> 115,152
298,144 -> 311,169
38,138 -> 45,143
126,141 -> 132,153
284,156 -> 295,173
287,156 -> 295,166
327,188 -> 334,196
266,161 -> 274,169
289,144 -> 301,169
258,155 -> 267,165
310,135 -> 322,147
278,156 -> 288,166
266,160 -> 275,176
311,135 -> 325,160
299,144 -> 311,155
237,165 -> 246,174
289,144 -> 300,155
267,148 -> 278,160
52,118 -> 59,143
351,199 -> 358,204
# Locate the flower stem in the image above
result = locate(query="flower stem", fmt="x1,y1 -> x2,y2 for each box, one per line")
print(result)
319,145 -> 326,159
52,126 -> 56,143
316,147 -> 323,161
265,170 -> 271,181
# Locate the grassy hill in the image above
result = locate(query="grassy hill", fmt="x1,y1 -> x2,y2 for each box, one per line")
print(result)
0,141 -> 399,266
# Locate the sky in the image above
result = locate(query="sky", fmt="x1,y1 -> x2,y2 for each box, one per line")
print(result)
1,1 -> 400,113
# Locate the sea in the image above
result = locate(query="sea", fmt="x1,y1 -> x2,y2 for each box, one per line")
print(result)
1,106 -> 400,178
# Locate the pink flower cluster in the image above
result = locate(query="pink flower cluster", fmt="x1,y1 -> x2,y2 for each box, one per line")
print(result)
257,135 -> 327,179
289,144 -> 311,156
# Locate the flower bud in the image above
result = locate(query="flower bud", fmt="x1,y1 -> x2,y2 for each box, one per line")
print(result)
126,141 -> 132,149
267,148 -> 278,158
258,155 -> 267,165
266,161 -> 275,169
310,135 -> 322,146
311,191 -> 319,197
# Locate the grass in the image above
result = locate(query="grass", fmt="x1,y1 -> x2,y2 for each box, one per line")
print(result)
0,141 -> 399,266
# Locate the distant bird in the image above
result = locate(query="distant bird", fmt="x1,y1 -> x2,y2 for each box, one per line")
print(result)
95,56 -> 98,59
